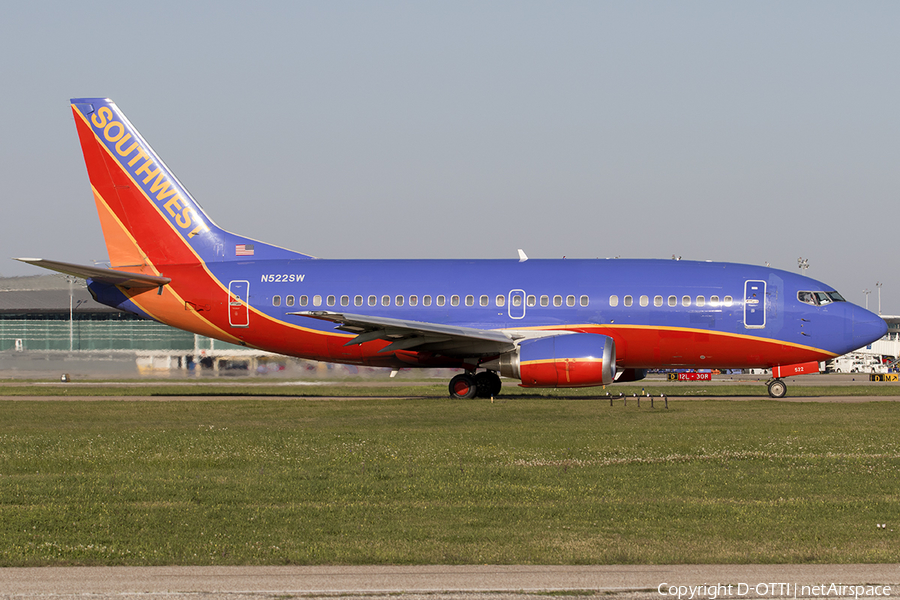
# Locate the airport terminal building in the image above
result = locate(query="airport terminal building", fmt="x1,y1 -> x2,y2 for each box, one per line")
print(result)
0,274 -> 287,377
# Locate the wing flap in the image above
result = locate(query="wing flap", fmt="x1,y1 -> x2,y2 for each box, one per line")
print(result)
289,310 -> 516,356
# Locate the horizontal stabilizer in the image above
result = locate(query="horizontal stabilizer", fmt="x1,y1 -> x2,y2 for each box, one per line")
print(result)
15,258 -> 171,289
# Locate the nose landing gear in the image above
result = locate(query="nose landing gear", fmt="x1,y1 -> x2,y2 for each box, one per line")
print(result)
767,378 -> 787,398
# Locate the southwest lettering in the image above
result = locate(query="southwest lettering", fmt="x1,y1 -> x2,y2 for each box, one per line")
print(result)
115,134 -> 138,157
149,173 -> 177,201
127,147 -> 149,167
164,197 -> 183,218
103,121 -> 125,142
135,159 -> 161,184
86,102 -> 214,242
90,106 -> 113,128
176,207 -> 192,229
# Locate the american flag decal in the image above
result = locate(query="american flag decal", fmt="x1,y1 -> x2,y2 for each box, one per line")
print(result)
235,244 -> 255,256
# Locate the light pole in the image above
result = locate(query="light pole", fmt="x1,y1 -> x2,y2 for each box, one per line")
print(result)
68,276 -> 74,351
863,289 -> 871,310
876,281 -> 883,315
797,257 -> 809,271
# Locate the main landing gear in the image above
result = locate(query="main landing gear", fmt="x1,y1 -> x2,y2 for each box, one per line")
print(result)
767,378 -> 787,399
449,371 -> 502,399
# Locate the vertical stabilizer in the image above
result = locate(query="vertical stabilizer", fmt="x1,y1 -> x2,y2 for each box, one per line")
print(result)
70,98 -> 309,271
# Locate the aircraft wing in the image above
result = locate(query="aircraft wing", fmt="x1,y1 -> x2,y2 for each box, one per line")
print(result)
289,310 -> 517,356
15,258 -> 171,289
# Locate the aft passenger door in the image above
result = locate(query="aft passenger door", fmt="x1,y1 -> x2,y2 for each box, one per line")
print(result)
228,280 -> 250,328
744,280 -> 766,329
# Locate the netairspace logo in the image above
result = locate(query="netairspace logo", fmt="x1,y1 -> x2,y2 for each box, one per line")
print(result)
657,583 -> 893,600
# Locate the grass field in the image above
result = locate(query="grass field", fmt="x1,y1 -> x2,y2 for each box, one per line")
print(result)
0,389 -> 898,566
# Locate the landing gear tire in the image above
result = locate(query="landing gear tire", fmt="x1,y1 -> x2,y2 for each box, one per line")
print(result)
474,371 -> 502,398
449,374 -> 478,399
767,379 -> 787,399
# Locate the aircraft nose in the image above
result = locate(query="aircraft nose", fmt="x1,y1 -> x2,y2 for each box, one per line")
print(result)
852,305 -> 887,349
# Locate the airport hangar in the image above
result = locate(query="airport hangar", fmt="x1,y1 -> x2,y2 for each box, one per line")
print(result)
1,273 -> 898,375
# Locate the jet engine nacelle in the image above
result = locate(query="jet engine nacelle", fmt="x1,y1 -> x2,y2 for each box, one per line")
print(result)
482,333 -> 616,388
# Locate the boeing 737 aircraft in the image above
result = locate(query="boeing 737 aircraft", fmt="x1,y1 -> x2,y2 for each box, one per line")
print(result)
18,98 -> 887,398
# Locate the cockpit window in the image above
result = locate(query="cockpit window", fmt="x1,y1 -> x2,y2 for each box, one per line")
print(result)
814,292 -> 832,305
798,290 -> 847,306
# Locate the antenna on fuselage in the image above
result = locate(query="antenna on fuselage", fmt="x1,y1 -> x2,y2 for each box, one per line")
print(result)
517,249 -> 528,262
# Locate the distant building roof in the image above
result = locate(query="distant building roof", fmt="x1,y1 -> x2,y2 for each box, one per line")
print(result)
0,275 -> 115,314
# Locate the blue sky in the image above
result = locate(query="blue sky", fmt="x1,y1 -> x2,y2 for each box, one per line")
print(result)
2,1 -> 898,312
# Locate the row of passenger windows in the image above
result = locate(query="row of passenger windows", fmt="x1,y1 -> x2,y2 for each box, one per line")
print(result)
609,294 -> 734,308
272,294 -> 591,308
271,292 -> 735,309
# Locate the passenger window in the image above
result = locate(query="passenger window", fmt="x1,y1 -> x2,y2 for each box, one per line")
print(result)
668,295 -> 677,307
541,295 -> 549,307
286,295 -> 295,307
710,295 -> 720,306
567,295 -> 576,307
580,295 -> 589,307
395,295 -> 404,307
640,295 -> 649,307
300,295 -> 308,306
553,295 -> 562,307
513,295 -> 522,307
340,295 -> 349,307
480,295 -> 488,306
327,295 -> 336,307
381,295 -> 390,306
724,296 -> 733,307
465,295 -> 474,307
410,295 -> 418,307
355,295 -> 363,306
273,295 -> 281,307
696,296 -> 705,307
424,295 -> 432,306
609,295 -> 619,307
654,295 -> 663,307
527,295 -> 536,307
368,295 -> 377,306
681,295 -> 690,307
451,295 -> 460,306
496,295 -> 505,307
313,295 -> 322,307
437,295 -> 446,306
624,295 -> 633,307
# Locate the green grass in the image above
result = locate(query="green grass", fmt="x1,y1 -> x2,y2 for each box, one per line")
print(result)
0,396 -> 898,565
1,380 -> 899,397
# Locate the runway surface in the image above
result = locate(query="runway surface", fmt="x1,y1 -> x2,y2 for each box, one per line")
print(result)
2,564 -> 900,599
